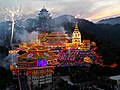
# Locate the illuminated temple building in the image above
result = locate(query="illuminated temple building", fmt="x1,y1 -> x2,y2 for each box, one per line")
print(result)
38,32 -> 70,51
38,24 -> 90,51
72,24 -> 81,45
57,23 -> 101,64
17,45 -> 59,66
10,45 -> 59,88
66,24 -> 90,50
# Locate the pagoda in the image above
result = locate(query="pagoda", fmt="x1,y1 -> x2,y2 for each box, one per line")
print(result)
38,7 -> 51,20
37,7 -> 52,32
72,24 -> 81,45
66,23 -> 91,50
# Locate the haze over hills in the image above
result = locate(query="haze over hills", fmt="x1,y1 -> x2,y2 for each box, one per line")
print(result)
97,16 -> 120,25
0,14 -> 120,47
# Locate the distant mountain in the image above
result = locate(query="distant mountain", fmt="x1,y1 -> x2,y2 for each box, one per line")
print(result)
97,16 -> 120,25
54,15 -> 76,25
61,17 -> 120,44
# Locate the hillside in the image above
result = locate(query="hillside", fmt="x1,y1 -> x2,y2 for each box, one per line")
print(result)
97,16 -> 120,25
0,15 -> 120,46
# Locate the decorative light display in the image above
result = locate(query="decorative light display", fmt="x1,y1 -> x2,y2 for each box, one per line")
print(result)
84,57 -> 92,63
57,48 -> 103,65
36,56 -> 47,67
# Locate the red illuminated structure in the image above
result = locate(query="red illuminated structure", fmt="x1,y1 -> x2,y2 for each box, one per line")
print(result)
10,45 -> 59,88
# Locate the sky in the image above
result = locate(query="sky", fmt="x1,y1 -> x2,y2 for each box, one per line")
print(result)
0,0 -> 120,22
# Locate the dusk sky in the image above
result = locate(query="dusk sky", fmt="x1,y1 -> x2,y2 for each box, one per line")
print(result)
0,0 -> 120,22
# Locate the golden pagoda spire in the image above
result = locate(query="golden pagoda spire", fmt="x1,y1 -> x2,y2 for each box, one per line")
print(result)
74,24 -> 79,31
72,23 -> 81,45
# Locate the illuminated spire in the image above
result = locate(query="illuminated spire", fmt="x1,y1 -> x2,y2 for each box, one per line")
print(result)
74,24 -> 79,31
74,15 -> 79,31
72,23 -> 81,45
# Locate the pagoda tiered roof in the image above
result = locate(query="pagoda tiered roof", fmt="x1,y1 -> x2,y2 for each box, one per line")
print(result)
18,51 -> 57,59
47,32 -> 69,37
28,46 -> 50,51
18,45 -> 58,60
82,40 -> 90,44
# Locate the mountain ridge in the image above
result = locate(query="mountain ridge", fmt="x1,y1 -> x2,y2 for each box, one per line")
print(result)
97,16 -> 120,25
0,14 -> 120,47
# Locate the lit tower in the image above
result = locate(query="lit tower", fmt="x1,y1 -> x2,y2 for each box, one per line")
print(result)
72,24 -> 81,45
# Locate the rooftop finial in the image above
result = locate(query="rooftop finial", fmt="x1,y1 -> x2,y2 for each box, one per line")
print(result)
74,24 -> 79,31
43,5 -> 45,9
75,17 -> 78,31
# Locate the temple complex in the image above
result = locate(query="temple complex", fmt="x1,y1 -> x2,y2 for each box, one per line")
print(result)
9,8 -> 103,89
10,23 -> 102,89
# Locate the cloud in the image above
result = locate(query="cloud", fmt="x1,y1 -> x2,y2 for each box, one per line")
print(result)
87,0 -> 120,21
15,30 -> 39,44
0,0 -> 120,22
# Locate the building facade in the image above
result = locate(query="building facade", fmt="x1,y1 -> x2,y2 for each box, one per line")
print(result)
72,24 -> 81,45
